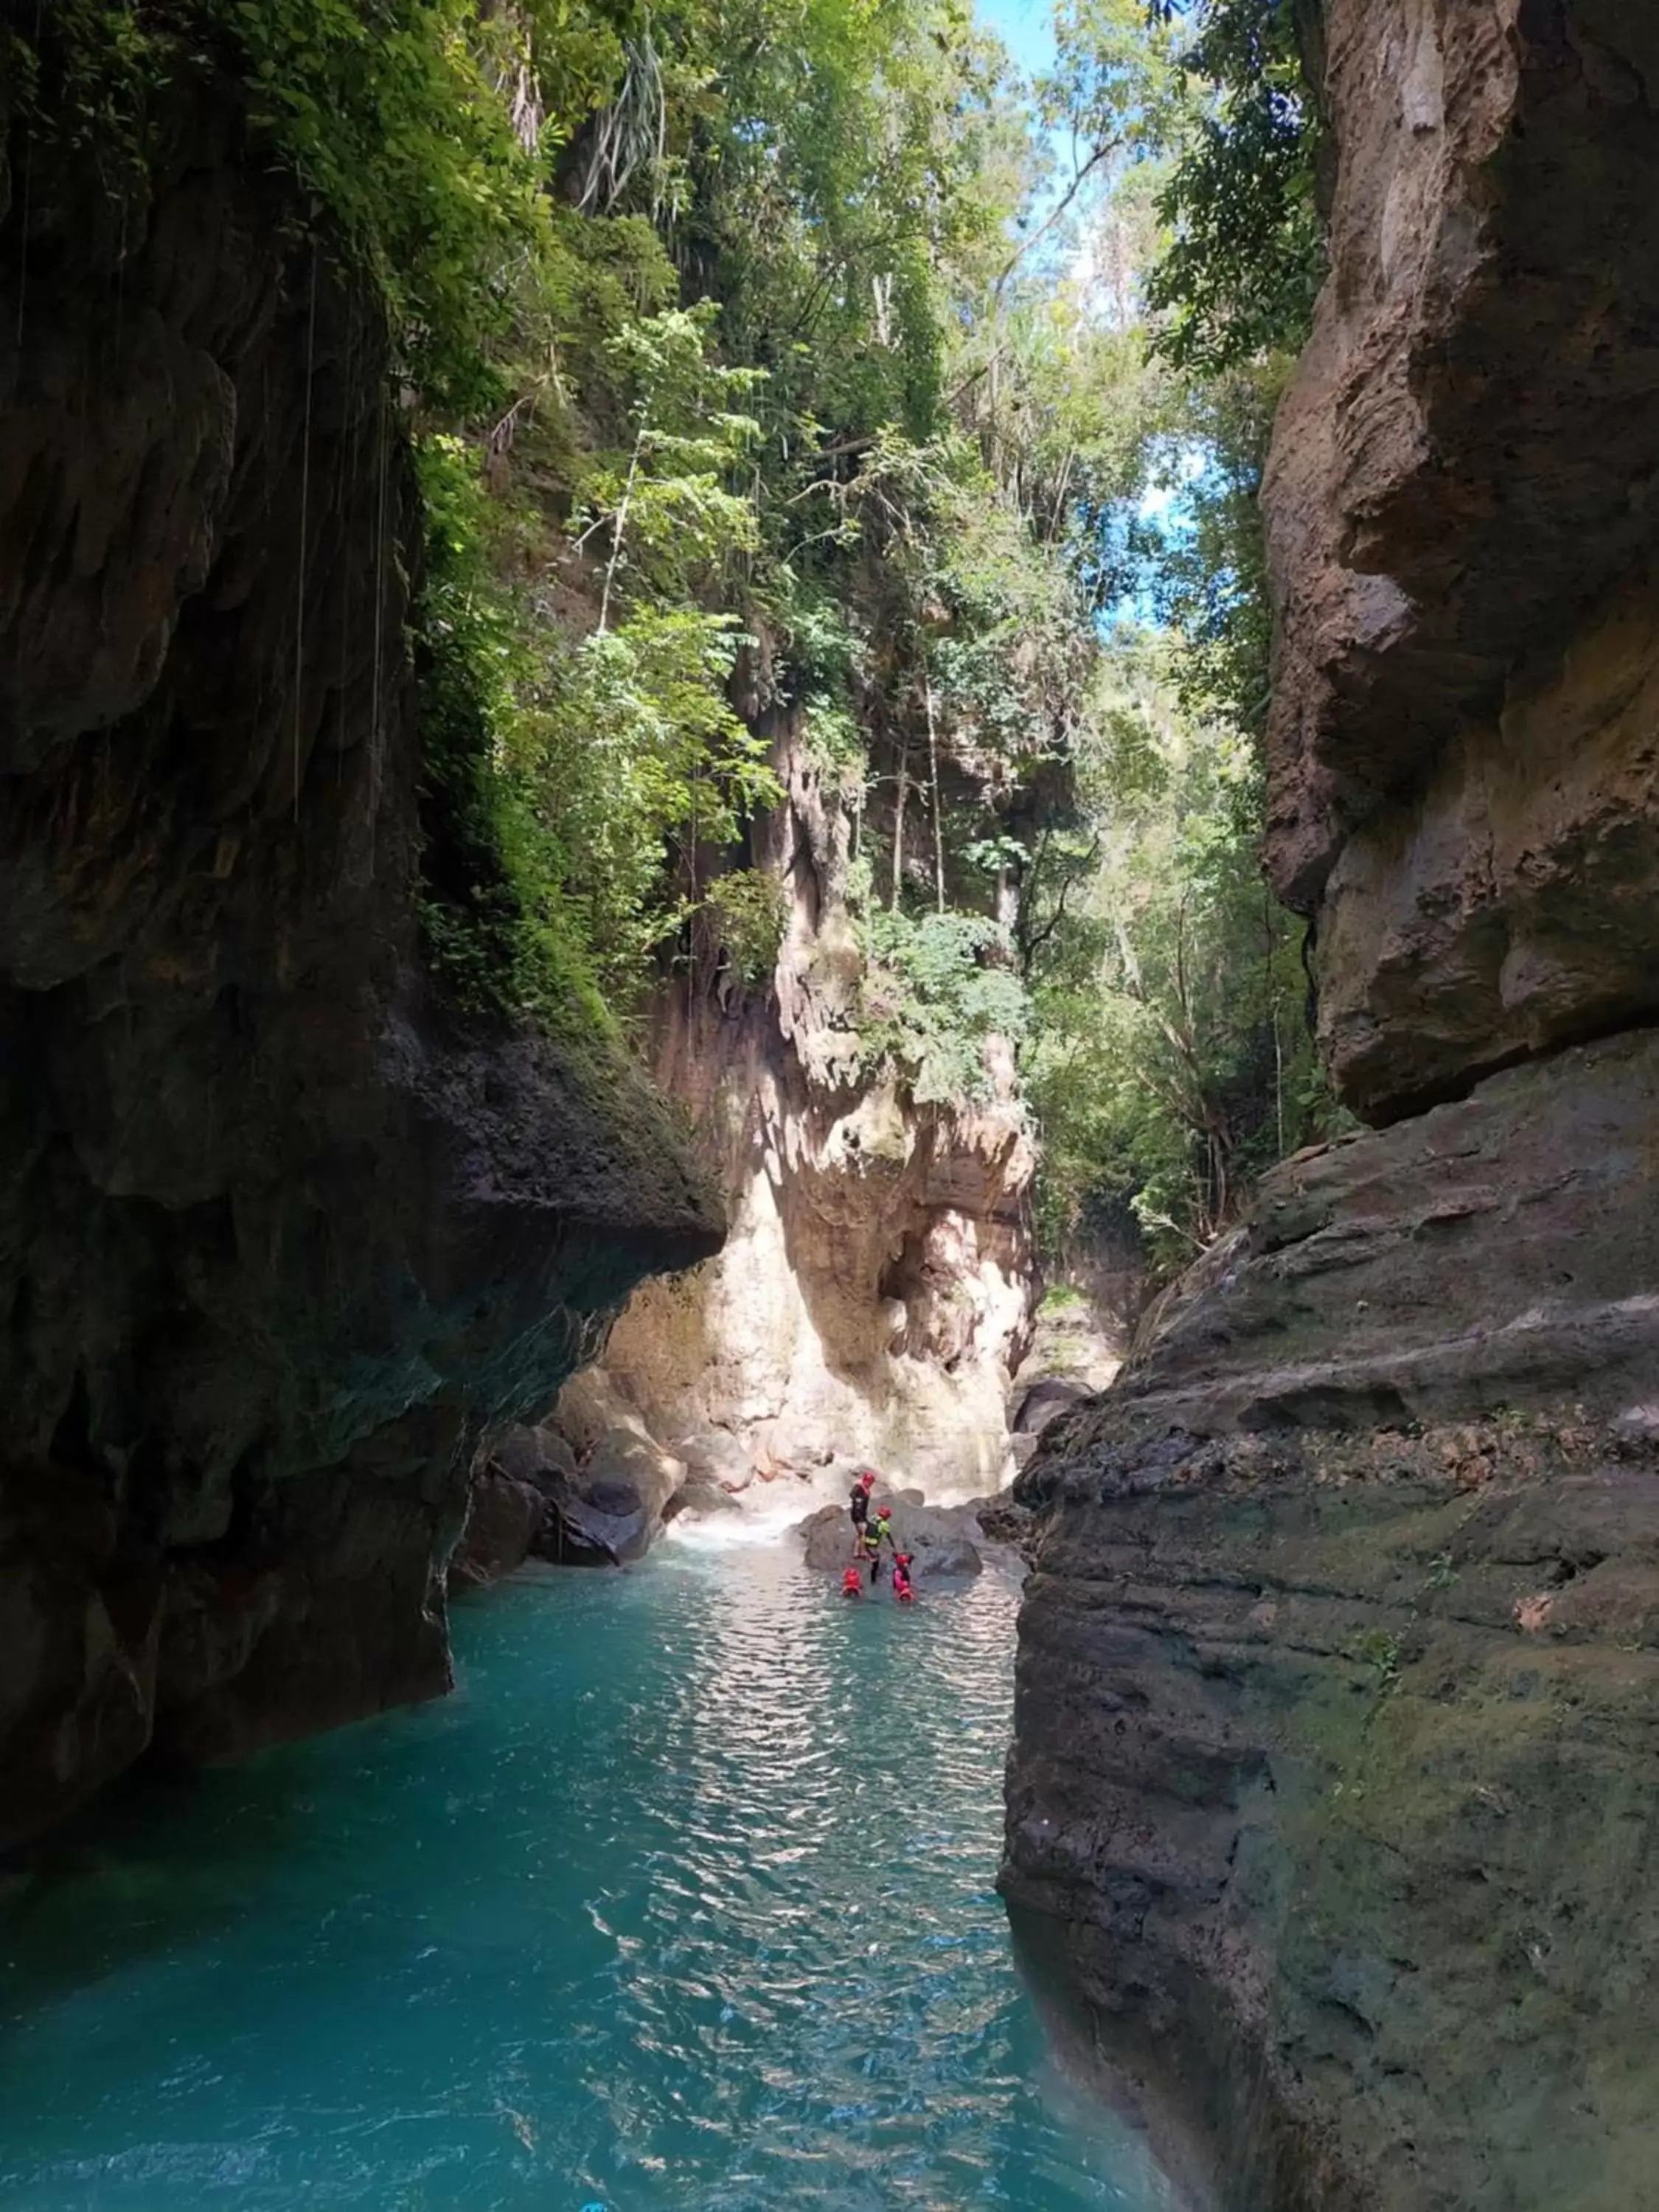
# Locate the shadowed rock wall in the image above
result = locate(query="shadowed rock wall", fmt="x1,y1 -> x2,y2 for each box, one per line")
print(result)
1265,0 -> 1659,1122
0,73 -> 719,1848
1005,7 -> 1659,2206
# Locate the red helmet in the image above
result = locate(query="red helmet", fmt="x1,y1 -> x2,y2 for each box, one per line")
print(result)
875,1503 -> 891,1517
860,1470 -> 876,1489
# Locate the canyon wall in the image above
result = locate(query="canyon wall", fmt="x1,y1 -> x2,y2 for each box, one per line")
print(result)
585,726 -> 1036,1500
0,74 -> 720,1849
1004,7 -> 1659,2208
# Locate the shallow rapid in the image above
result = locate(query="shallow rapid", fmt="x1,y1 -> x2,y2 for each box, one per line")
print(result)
0,1537 -> 1174,2211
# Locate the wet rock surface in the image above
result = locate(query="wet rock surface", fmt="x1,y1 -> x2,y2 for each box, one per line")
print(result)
1012,1377 -> 1090,1439
0,80 -> 720,1847
797,1498 -> 987,1580
1004,1034 -> 1659,2211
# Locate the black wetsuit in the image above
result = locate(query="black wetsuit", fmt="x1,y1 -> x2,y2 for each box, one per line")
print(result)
849,1484 -> 871,1545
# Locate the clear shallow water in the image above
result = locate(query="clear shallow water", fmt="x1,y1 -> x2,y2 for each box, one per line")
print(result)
0,1540 -> 1174,2212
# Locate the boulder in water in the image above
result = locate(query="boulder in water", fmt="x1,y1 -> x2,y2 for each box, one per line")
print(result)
453,1411 -> 686,1574
449,1467 -> 548,1589
664,1476 -> 744,1523
552,1427 -> 686,1562
796,1500 -> 984,1579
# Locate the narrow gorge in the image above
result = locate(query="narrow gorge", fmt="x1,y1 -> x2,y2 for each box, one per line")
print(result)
4,2 -> 1655,2210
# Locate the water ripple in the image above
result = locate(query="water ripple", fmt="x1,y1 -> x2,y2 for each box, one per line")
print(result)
0,1545 -> 1176,2212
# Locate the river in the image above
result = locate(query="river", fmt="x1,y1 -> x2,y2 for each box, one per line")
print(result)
0,1533 -> 1175,2211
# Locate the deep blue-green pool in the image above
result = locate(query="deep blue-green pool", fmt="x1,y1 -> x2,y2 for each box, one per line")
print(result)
0,1537 -> 1173,2211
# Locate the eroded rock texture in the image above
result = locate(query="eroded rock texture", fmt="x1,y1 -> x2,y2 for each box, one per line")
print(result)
1265,0 -> 1659,1122
1006,1035 -> 1659,2212
0,81 -> 719,1847
1009,6 -> 1659,2205
588,718 -> 1036,1497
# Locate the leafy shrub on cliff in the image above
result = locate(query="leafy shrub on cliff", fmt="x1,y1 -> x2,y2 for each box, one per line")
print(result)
703,871 -> 789,990
4,0 -> 628,411
859,909 -> 1029,1108
1141,0 -> 1326,373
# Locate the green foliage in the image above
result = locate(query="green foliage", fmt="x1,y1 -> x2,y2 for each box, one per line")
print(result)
1142,359 -> 1289,738
15,0 -> 1338,1225
704,869 -> 788,988
1349,1628 -> 1403,1698
415,420 -> 778,1012
1023,638 -> 1332,1270
1144,0 -> 1326,373
860,910 -> 1029,1107
413,434 -> 614,1035
7,0 -> 637,413
519,609 -> 778,989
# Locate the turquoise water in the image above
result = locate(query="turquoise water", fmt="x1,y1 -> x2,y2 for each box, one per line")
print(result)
0,1540 -> 1172,2212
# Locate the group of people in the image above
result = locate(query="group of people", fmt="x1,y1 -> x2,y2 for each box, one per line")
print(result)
841,1469 -> 915,1602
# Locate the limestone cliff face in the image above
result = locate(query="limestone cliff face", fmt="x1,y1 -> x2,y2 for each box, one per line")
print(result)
1005,8 -> 1659,2208
595,725 -> 1036,1497
0,79 -> 719,1848
1263,0 -> 1659,1124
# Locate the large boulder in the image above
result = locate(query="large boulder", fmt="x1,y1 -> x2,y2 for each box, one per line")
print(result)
670,1427 -> 757,1492
662,1477 -> 744,1524
559,1427 -> 686,1562
448,1468 -> 546,1590
797,1499 -> 983,1579
1011,1376 -> 1089,1436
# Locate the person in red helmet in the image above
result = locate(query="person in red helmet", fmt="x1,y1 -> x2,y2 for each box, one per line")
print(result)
841,1564 -> 863,1599
847,1467 -> 878,1554
891,1552 -> 915,1603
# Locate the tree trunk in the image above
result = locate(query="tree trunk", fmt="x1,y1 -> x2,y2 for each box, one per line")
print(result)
925,672 -> 945,914
891,738 -> 909,911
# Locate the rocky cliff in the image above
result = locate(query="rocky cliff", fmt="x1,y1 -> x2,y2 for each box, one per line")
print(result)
1004,7 -> 1659,2208
0,71 -> 719,1850
582,720 -> 1037,1500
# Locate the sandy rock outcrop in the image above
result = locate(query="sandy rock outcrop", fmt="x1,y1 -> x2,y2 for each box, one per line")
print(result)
1264,0 -> 1659,1121
596,723 -> 1037,1496
1005,1033 -> 1659,2211
0,69 -> 719,1846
